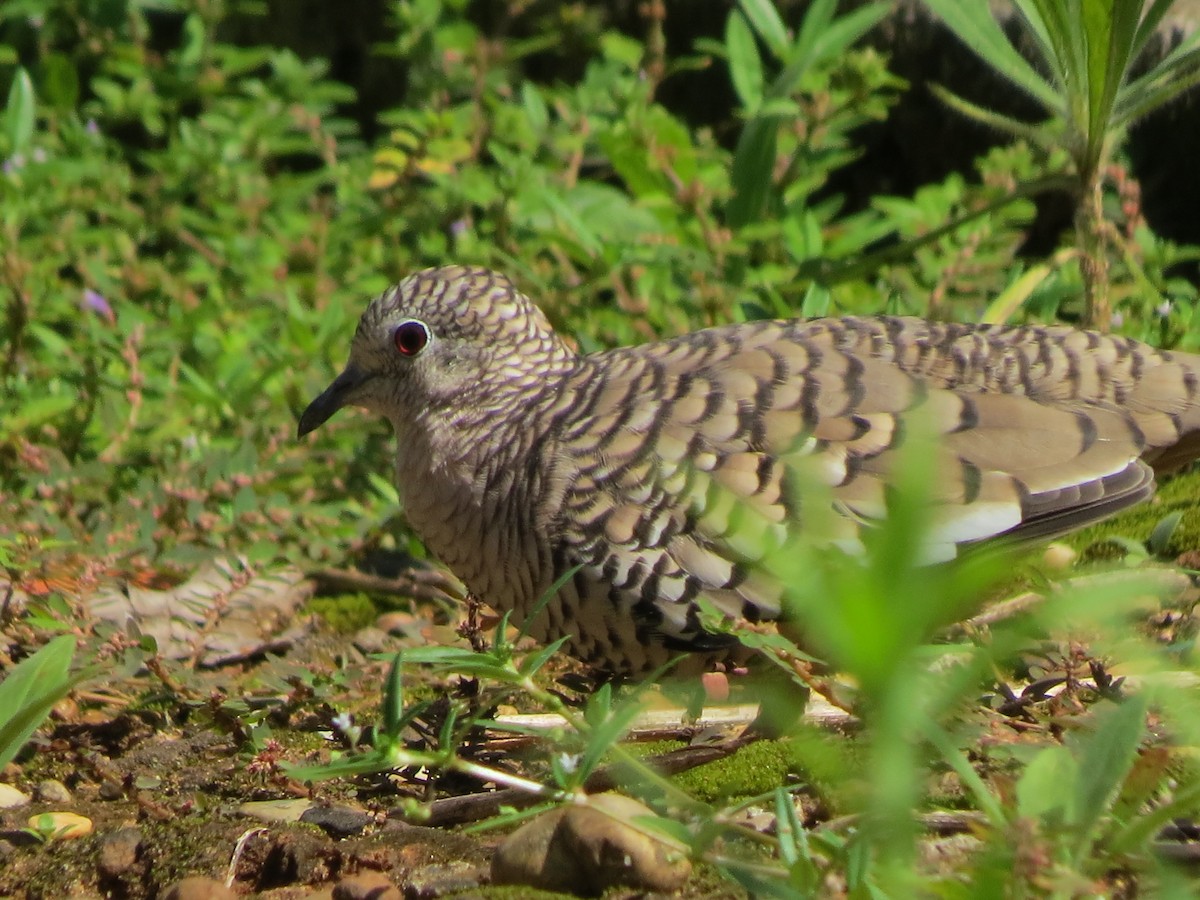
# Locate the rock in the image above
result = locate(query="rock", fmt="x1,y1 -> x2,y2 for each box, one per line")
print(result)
376,611 -> 422,637
98,826 -> 144,877
1042,543 -> 1077,571
332,870 -> 401,900
0,783 -> 30,809
491,793 -> 691,896
402,861 -> 485,898
300,804 -> 375,838
26,811 -> 92,840
351,626 -> 391,655
34,779 -> 72,803
161,875 -> 236,900
99,779 -> 125,800
491,808 -> 575,893
239,798 -> 312,823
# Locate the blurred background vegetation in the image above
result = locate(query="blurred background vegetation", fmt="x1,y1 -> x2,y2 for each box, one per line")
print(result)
3,0 -> 1199,585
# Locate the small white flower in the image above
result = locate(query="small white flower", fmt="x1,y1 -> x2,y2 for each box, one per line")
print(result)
557,752 -> 582,774
1155,300 -> 1172,318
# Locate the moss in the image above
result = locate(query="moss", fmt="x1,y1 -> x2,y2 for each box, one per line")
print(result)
304,593 -> 379,632
476,887 -> 582,899
672,739 -> 797,804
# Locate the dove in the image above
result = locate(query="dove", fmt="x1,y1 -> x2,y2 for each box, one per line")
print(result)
299,266 -> 1200,675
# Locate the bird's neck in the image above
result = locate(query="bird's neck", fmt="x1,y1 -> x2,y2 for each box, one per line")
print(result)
389,358 -> 578,611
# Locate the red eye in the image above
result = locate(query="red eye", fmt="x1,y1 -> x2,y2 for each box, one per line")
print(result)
393,320 -> 430,357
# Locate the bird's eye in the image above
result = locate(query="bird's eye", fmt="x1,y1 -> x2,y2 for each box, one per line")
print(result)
393,320 -> 430,357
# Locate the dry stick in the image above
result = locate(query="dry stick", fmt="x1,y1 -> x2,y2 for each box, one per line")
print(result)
311,566 -> 464,603
945,590 -> 1048,637
396,737 -> 754,827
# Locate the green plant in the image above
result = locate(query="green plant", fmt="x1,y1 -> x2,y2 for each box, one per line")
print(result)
923,0 -> 1200,329
0,635 -> 78,770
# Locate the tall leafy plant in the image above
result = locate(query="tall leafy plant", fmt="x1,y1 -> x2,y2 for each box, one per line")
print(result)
723,0 -> 889,229
922,0 -> 1200,329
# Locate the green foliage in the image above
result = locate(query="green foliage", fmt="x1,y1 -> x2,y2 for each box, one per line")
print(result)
721,0 -> 890,228
0,635 -> 78,771
923,0 -> 1200,328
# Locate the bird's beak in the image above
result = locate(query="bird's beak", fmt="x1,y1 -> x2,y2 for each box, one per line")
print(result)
297,365 -> 370,437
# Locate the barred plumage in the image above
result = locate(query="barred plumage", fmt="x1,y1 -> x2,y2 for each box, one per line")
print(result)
299,266 -> 1200,675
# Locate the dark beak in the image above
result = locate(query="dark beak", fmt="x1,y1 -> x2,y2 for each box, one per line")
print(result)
297,366 -> 369,437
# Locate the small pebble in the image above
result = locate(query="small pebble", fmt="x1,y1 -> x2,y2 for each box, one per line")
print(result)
0,783 -> 30,809
239,798 -> 312,823
98,826 -> 144,878
332,870 -> 401,900
402,861 -> 484,898
34,779 -> 71,803
27,811 -> 93,841
376,611 -> 420,635
99,779 -> 125,800
161,876 -> 236,900
351,626 -> 391,655
300,805 -> 374,838
1042,542 -> 1077,571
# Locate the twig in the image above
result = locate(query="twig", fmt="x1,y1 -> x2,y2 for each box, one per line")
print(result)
946,590 -> 1048,636
310,566 -> 464,603
225,828 -> 267,887
396,735 -> 753,827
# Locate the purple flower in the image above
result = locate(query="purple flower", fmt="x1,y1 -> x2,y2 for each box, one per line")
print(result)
31,147 -> 46,163
3,153 -> 25,174
85,119 -> 100,136
1110,311 -> 1124,328
449,218 -> 469,238
1155,300 -> 1172,318
81,288 -> 115,323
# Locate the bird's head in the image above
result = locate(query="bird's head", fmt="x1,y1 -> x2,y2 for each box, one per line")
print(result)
297,265 -> 574,438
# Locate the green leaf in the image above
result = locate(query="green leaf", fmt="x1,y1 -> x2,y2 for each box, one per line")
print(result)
0,636 -> 77,771
802,2 -> 889,69
726,11 -> 764,110
1072,695 -> 1148,858
5,67 -> 36,154
921,0 -> 1059,110
39,54 -> 79,111
981,262 -> 1055,324
381,651 -> 404,736
576,688 -> 646,782
738,0 -> 790,60
520,82 -> 548,134
2,394 -> 76,437
800,282 -> 830,317
728,116 -> 778,227
1017,745 -> 1078,822
1147,511 -> 1183,556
